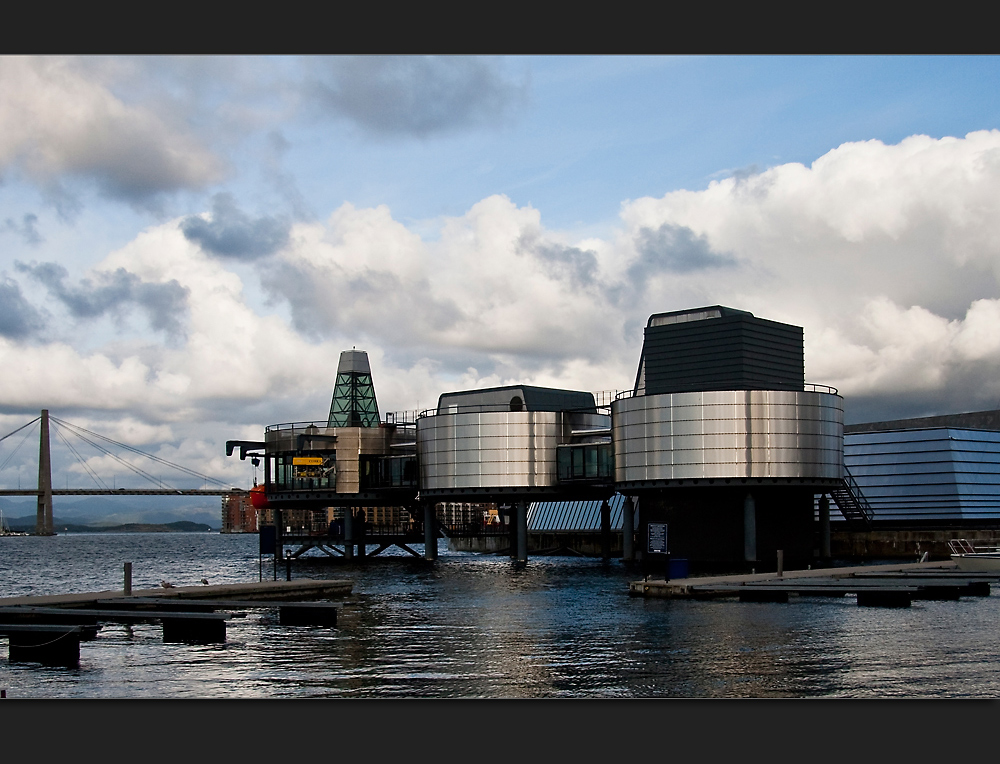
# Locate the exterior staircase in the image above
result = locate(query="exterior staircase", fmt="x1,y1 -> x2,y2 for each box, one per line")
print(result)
829,465 -> 874,529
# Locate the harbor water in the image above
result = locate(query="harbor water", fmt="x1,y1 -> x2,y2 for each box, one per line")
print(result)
2,532 -> 1000,698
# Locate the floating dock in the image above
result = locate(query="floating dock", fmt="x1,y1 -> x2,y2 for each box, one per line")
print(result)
0,579 -> 354,667
629,560 -> 1000,606
0,578 -> 353,609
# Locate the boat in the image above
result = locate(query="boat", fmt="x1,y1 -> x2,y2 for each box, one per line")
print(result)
948,538 -> 1000,572
0,509 -> 29,537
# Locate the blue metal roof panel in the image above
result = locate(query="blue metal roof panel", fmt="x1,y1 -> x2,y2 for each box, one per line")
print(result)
528,493 -> 633,531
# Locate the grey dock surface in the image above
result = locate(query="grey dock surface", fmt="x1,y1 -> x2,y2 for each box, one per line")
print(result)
629,560 -> 996,599
0,579 -> 354,609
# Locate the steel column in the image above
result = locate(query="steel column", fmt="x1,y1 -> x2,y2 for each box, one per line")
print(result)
744,492 -> 757,562
424,503 -> 437,560
344,508 -> 354,560
274,508 -> 284,579
819,494 -> 831,560
516,500 -> 528,563
600,499 -> 611,560
622,496 -> 635,562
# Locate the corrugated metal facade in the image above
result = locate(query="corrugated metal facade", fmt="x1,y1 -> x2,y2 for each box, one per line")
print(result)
842,427 -> 1000,523
527,493 -> 635,531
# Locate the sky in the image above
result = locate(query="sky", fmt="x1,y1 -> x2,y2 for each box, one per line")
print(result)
3,54 -> 1000,492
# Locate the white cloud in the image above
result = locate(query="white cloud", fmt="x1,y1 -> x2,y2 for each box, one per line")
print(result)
0,57 -> 224,204
616,131 -> 1000,413
7,129 -> 1000,485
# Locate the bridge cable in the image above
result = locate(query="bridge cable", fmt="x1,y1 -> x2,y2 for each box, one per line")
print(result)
51,423 -> 176,489
0,416 -> 41,445
0,420 -> 38,474
50,421 -> 111,491
49,416 -> 229,488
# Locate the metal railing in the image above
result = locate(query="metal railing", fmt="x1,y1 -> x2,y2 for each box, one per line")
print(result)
804,383 -> 839,395
266,417 -> 417,433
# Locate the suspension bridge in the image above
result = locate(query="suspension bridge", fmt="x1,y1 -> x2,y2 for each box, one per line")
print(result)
0,410 -> 243,536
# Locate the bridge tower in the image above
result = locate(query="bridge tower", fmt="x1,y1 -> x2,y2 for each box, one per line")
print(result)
36,409 -> 54,536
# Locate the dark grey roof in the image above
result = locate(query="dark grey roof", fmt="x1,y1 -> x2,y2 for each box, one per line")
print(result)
436,385 -> 596,414
337,350 -> 371,375
646,305 -> 753,327
845,409 -> 1000,434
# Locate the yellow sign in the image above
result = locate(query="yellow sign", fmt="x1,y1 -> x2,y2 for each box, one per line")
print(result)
292,457 -> 324,466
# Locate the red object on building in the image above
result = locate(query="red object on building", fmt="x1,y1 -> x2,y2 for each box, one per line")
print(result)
249,484 -> 270,510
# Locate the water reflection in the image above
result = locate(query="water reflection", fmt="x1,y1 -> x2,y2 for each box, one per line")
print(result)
1,534 -> 999,697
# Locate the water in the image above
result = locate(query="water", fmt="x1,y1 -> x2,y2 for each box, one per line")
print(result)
2,532 -> 999,698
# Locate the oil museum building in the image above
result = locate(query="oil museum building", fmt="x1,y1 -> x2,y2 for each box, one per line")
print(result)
234,305 -> 993,569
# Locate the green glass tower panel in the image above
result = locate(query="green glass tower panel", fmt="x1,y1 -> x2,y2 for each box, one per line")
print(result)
327,350 -> 380,428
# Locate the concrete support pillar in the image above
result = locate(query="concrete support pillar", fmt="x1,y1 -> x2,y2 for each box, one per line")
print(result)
744,492 -> 757,562
424,503 -> 438,560
344,508 -> 354,560
819,494 -> 831,560
36,409 -> 53,536
516,500 -> 528,563
600,499 -> 611,561
622,496 -> 635,562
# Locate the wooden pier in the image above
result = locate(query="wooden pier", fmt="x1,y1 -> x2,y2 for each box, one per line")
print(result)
629,560 -> 1000,607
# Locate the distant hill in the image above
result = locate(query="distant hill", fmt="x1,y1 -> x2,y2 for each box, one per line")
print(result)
0,495 -> 222,530
4,518 -> 215,533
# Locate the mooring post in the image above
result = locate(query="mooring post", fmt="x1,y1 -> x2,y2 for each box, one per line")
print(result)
516,500 -> 528,563
819,494 -> 832,561
424,503 -> 438,560
124,562 -> 132,596
36,409 -> 53,536
777,549 -> 784,577
622,496 -> 635,563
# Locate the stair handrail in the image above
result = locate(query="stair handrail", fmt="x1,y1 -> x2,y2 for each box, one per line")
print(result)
841,464 -> 874,527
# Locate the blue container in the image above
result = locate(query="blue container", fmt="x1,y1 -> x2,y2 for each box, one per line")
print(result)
668,558 -> 689,579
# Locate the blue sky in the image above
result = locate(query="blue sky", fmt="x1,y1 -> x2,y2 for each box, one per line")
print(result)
2,55 -> 1000,490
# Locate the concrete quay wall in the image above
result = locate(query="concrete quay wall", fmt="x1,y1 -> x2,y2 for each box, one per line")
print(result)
832,529 -> 1000,560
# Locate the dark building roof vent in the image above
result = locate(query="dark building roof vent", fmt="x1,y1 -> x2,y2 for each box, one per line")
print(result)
634,306 -> 804,395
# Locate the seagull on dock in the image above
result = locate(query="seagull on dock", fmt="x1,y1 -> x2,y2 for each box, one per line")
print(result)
160,580 -> 175,588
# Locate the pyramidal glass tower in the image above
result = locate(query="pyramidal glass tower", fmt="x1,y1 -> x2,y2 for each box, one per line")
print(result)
327,350 -> 380,428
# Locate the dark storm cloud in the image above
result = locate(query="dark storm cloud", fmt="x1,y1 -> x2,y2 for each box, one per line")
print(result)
15,261 -> 189,336
2,214 -> 43,245
181,193 -> 291,260
306,56 -> 528,137
631,223 -> 737,278
0,277 -> 46,338
518,234 -> 598,287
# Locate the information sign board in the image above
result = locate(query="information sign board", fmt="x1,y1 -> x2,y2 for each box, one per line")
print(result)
647,522 -> 668,554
